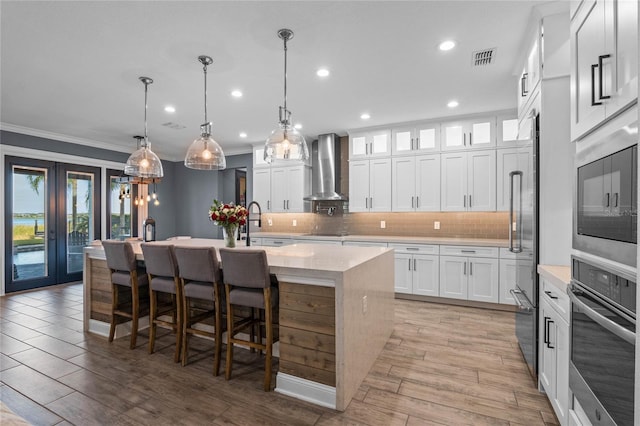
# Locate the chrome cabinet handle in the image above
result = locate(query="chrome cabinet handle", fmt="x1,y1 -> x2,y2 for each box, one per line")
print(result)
521,73 -> 528,96
413,258 -> 417,271
416,137 -> 420,149
614,192 -> 619,208
463,195 -> 466,208
463,133 -> 466,146
416,196 -> 419,208
461,250 -> 476,253
411,196 -> 414,208
469,132 -> 473,145
469,195 -> 472,208
463,262 -> 466,275
469,262 -> 473,275
408,259 -> 411,270
605,193 -> 610,207
598,54 -> 611,100
406,247 -> 419,251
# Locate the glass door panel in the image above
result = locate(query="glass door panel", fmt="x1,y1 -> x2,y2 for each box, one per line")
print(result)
106,169 -> 138,241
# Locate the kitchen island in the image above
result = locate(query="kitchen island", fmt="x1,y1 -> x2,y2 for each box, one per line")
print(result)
83,239 -> 394,411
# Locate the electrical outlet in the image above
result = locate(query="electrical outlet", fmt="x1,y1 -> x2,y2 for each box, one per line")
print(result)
512,221 -> 517,231
362,295 -> 368,314
434,221 -> 440,230
268,218 -> 273,226
292,219 -> 297,227
380,220 -> 386,229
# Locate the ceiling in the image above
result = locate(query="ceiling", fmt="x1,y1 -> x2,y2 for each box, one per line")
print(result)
1,1 -> 549,162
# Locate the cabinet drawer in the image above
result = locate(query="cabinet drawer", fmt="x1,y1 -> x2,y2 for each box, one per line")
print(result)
440,245 -> 498,258
541,278 -> 570,323
261,238 -> 293,247
388,243 -> 439,255
343,241 -> 388,248
250,238 -> 263,246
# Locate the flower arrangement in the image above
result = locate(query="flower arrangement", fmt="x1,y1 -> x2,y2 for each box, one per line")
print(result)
208,200 -> 248,247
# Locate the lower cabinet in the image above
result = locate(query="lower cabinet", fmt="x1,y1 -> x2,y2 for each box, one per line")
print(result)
539,278 -> 570,426
390,244 -> 439,296
439,246 -> 499,303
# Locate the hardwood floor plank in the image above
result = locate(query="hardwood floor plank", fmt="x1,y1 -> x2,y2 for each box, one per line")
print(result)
316,399 -> 409,426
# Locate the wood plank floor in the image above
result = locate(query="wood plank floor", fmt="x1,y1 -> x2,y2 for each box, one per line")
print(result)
1,283 -> 558,425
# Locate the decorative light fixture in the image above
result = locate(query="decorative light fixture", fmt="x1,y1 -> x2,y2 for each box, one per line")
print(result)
184,55 -> 226,170
264,28 -> 309,164
125,77 -> 164,178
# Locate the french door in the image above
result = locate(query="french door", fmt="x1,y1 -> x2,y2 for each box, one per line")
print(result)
4,156 -> 101,292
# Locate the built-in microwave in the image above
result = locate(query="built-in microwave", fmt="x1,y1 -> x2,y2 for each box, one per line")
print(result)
574,118 -> 638,267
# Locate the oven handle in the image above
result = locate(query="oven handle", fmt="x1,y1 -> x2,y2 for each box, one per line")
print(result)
567,286 -> 636,345
510,288 -> 532,312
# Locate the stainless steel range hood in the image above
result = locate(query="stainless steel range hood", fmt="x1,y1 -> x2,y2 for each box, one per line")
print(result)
304,133 -> 348,201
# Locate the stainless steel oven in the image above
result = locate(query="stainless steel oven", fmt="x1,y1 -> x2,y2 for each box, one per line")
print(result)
574,119 -> 638,267
568,255 -> 636,426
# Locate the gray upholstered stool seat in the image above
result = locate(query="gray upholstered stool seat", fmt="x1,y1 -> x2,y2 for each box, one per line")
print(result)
140,243 -> 182,363
219,248 -> 278,391
174,246 -> 225,374
102,240 -> 149,350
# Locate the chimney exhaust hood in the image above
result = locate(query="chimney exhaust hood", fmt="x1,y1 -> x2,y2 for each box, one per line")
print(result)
304,133 -> 348,201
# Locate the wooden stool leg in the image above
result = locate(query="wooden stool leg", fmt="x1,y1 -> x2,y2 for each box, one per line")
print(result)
257,309 -> 264,356
148,288 -> 157,354
173,283 -> 182,363
130,280 -> 139,350
181,296 -> 190,367
109,281 -> 118,342
213,287 -> 222,376
264,287 -> 273,391
225,284 -> 234,381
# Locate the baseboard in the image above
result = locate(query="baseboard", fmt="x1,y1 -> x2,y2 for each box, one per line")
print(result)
275,372 -> 336,410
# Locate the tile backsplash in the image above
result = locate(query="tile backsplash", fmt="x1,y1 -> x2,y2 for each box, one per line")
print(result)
259,211 -> 509,239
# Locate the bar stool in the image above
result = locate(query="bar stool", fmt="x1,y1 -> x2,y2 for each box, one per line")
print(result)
140,243 -> 182,363
174,246 -> 224,374
219,248 -> 278,391
102,240 -> 149,349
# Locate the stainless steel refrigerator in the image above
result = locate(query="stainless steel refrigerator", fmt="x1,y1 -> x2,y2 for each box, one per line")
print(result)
509,112 -> 539,381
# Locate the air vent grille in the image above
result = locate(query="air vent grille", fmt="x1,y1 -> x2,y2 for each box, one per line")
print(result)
162,122 -> 186,130
472,48 -> 496,66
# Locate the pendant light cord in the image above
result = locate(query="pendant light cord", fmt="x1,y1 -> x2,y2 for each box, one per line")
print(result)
143,81 -> 149,147
283,34 -> 288,118
203,61 -> 208,124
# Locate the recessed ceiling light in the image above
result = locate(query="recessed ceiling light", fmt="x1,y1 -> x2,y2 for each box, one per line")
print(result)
164,105 -> 176,113
439,40 -> 456,51
447,100 -> 459,108
239,132 -> 247,138
231,90 -> 243,98
294,123 -> 302,130
316,68 -> 330,77
360,113 -> 371,120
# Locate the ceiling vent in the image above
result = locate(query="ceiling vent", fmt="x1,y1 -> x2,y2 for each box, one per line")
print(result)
472,48 -> 496,66
161,122 -> 186,130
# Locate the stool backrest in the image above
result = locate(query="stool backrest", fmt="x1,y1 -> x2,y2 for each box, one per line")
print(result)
174,246 -> 221,284
102,240 -> 136,272
141,243 -> 178,277
219,249 -> 270,289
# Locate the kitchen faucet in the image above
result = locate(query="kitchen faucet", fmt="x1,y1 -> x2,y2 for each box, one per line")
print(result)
246,201 -> 262,246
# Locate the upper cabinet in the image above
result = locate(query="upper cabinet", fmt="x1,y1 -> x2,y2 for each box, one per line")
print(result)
570,0 -> 638,141
441,150 -> 496,212
253,145 -> 269,168
349,129 -> 392,159
349,158 -> 392,212
391,122 -> 440,155
497,115 -> 521,147
517,32 -> 541,116
441,117 -> 496,151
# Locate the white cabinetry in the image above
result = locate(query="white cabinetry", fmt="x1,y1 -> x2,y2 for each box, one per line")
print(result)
439,246 -> 499,303
389,244 -> 439,296
570,0 -> 638,140
539,278 -> 570,426
497,114 -> 522,147
392,154 -> 440,211
441,117 -> 496,151
392,122 -> 440,155
252,165 -> 310,214
498,248 -> 532,305
260,237 -> 294,247
441,150 -> 496,211
349,129 -> 391,159
253,168 -> 272,212
517,30 -> 541,116
496,146 -> 532,211
349,158 -> 391,212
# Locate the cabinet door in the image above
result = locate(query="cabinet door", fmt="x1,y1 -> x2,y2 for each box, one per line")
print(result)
468,150 -> 496,211
468,118 -> 495,149
539,301 -> 557,401
499,259 -> 517,305
394,253 -> 413,294
392,156 -> 416,211
554,316 -> 570,426
392,126 -> 414,156
414,254 -> 439,296
467,258 -> 499,303
254,145 -> 268,168
441,152 -> 467,211
441,121 -> 467,150
349,160 -> 370,212
370,129 -> 391,157
526,37 -> 541,96
415,154 -> 441,211
415,123 -> 440,152
571,0 -> 607,140
497,116 -> 520,147
604,0 -> 638,115
369,158 -> 391,212
253,168 -> 271,212
497,148 -> 531,211
270,167 -> 288,213
286,166 -> 306,213
350,132 -> 368,159
439,256 -> 467,299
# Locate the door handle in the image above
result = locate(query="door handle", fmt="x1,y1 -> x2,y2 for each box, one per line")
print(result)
509,171 -> 523,253
598,54 -> 611,100
48,229 -> 56,240
605,193 -> 610,207
546,318 -> 555,349
521,73 -> 528,96
544,290 -> 558,300
591,63 -> 603,106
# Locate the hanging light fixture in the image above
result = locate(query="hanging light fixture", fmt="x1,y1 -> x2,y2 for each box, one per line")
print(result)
264,28 -> 309,164
124,77 -> 164,178
184,55 -> 226,170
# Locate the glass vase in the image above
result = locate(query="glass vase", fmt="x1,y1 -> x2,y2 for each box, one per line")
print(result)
222,225 -> 238,248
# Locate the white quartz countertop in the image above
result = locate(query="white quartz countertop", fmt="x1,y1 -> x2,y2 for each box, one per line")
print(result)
86,238 -> 392,275
250,232 -> 509,247
537,264 -> 571,291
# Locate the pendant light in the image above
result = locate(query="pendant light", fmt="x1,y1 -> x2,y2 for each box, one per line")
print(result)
124,77 -> 164,178
264,29 -> 308,164
184,55 -> 226,170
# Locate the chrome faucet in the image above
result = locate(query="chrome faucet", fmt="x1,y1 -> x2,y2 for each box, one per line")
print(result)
246,201 -> 262,246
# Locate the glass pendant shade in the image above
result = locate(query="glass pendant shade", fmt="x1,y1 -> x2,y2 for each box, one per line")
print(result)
124,142 -> 164,178
264,122 -> 308,164
184,127 -> 226,170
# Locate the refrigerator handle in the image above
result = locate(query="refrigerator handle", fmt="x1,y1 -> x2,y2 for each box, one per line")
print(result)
509,171 -> 523,253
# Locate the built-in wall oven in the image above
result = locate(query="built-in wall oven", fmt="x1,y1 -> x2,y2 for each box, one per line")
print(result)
568,255 -> 636,426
